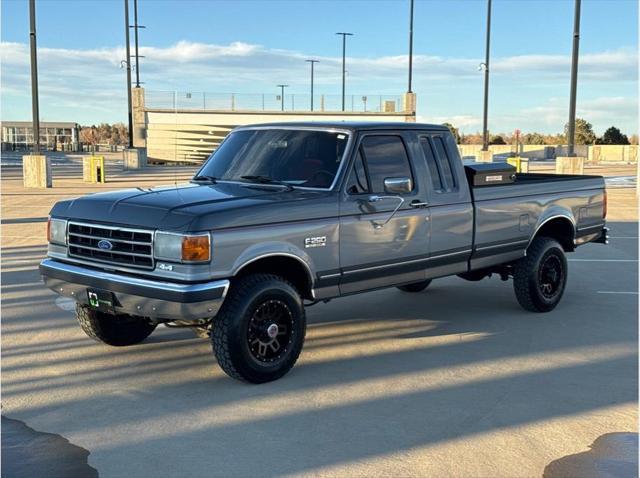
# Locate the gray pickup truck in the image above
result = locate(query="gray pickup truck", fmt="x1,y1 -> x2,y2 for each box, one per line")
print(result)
40,122 -> 608,383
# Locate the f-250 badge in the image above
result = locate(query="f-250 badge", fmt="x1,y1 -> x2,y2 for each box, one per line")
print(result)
304,236 -> 327,248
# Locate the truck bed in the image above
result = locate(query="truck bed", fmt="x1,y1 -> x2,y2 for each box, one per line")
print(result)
471,173 -> 605,201
467,172 -> 606,271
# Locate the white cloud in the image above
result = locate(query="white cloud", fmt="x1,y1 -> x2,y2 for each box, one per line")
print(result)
1,40 -> 637,134
511,96 -> 639,132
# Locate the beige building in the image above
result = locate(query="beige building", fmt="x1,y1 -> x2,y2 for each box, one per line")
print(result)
133,88 -> 417,163
1,121 -> 80,152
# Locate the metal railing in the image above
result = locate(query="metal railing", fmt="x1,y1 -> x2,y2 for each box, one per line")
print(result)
144,91 -> 404,113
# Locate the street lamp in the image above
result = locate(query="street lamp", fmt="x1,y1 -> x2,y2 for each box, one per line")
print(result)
336,32 -> 353,111
567,0 -> 581,157
408,0 -> 414,93
481,0 -> 492,152
277,84 -> 289,111
305,59 -> 319,111
124,0 -> 133,149
130,0 -> 146,88
28,0 -> 40,153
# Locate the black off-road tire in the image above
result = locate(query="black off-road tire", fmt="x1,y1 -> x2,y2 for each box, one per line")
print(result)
397,279 -> 432,293
513,237 -> 568,312
76,304 -> 157,346
211,274 -> 306,383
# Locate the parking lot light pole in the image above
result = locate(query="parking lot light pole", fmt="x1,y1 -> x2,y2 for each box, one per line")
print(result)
28,0 -> 40,153
306,59 -> 319,111
408,0 -> 414,93
277,85 -> 288,111
131,0 -> 146,88
481,0 -> 492,152
124,0 -> 133,149
336,32 -> 353,111
567,0 -> 581,157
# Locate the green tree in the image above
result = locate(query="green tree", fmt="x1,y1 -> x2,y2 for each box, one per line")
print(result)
564,118 -> 596,145
442,123 -> 460,143
596,126 -> 630,145
523,132 -> 546,145
489,135 -> 506,145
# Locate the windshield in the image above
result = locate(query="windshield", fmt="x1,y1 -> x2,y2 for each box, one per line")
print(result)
197,129 -> 350,188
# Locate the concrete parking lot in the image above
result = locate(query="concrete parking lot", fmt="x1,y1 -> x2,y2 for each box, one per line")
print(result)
1,157 -> 637,477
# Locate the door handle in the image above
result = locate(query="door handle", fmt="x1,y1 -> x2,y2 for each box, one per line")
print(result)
361,195 -> 405,229
410,200 -> 429,208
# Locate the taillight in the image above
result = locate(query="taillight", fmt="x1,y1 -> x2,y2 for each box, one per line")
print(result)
603,189 -> 607,219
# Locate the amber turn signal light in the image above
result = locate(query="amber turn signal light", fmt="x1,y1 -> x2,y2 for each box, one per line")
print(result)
182,235 -> 210,262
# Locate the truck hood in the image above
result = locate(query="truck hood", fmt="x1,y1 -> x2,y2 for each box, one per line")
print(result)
50,182 -> 336,231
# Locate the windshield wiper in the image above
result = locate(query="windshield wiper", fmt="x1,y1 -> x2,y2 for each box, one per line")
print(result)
240,175 -> 294,191
191,175 -> 218,184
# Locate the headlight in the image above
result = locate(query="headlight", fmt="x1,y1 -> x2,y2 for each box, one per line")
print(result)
154,232 -> 211,263
47,218 -> 67,245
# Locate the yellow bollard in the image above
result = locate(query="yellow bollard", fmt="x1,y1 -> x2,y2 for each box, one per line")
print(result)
83,156 -> 106,183
92,156 -> 105,183
506,157 -> 529,173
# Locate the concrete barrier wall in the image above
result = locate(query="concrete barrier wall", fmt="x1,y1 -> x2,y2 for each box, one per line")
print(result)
458,144 -> 637,163
458,145 -> 512,158
554,145 -> 589,158
589,145 -> 638,163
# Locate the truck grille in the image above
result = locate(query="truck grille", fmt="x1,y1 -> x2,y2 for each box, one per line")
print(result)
68,222 -> 154,269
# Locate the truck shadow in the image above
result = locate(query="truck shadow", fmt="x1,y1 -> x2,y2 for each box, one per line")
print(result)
543,432 -> 638,478
1,222 -> 637,476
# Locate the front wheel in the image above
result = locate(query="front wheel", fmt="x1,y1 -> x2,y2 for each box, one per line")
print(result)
397,279 -> 432,293
211,274 -> 306,383
76,304 -> 156,346
513,237 -> 568,312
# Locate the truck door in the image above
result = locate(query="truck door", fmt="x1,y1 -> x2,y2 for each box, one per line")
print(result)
415,132 -> 473,278
339,133 -> 431,294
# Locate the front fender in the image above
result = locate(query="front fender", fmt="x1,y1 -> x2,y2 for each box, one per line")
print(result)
230,241 -> 316,279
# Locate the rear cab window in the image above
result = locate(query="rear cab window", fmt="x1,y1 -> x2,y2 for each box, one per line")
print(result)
418,133 -> 459,193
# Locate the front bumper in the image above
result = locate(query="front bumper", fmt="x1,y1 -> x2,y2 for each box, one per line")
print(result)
40,258 -> 230,321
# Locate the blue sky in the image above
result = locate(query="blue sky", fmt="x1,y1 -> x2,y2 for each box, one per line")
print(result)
2,0 -> 638,134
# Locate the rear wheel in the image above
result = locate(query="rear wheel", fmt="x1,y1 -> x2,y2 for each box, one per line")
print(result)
76,304 -> 156,346
513,237 -> 568,312
397,279 -> 432,293
211,274 -> 306,383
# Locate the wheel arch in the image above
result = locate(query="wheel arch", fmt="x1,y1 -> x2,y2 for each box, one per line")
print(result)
232,253 -> 315,300
529,214 -> 576,252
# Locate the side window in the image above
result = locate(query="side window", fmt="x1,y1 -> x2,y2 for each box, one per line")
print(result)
419,136 -> 444,191
432,135 -> 458,190
360,135 -> 413,193
346,149 -> 370,195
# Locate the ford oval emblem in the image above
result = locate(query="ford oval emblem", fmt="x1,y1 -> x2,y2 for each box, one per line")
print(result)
97,239 -> 113,251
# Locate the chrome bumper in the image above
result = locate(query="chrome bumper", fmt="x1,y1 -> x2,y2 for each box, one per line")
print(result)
40,258 -> 230,321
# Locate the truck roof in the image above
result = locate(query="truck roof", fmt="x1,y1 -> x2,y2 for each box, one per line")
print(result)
238,121 -> 449,132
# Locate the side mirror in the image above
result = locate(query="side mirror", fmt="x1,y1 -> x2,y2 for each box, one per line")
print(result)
384,177 -> 412,194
